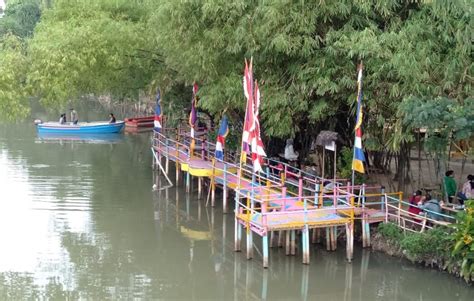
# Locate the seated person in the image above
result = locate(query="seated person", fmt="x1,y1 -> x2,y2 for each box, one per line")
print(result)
321,181 -> 336,206
458,174 -> 474,205
408,190 -> 423,216
419,194 -> 441,221
284,139 -> 299,162
109,113 -> 116,123
59,114 -> 66,124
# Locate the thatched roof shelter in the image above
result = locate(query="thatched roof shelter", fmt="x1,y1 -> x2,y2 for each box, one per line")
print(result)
315,131 -> 339,146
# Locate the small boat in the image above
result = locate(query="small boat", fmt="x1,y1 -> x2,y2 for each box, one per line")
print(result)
36,121 -> 125,134
125,116 -> 154,128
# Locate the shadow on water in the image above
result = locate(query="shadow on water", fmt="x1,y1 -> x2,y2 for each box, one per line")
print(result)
0,117 -> 473,300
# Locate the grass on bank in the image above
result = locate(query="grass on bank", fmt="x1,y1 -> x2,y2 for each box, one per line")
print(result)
374,200 -> 474,283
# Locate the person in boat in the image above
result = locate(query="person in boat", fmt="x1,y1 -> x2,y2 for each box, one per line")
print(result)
284,139 -> 299,162
408,190 -> 423,217
70,108 -> 79,125
59,114 -> 66,124
419,194 -> 442,221
109,113 -> 116,123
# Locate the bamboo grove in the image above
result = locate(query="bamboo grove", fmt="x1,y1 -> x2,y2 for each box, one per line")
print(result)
0,0 -> 472,185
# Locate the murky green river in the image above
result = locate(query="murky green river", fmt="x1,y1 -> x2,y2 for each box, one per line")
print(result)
0,104 -> 472,300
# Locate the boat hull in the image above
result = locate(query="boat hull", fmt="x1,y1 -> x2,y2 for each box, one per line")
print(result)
125,116 -> 154,128
37,121 -> 125,134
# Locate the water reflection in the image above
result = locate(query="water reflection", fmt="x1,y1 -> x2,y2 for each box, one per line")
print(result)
36,132 -> 124,145
0,122 -> 473,300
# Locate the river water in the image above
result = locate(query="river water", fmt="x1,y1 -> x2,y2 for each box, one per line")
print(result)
0,105 -> 473,300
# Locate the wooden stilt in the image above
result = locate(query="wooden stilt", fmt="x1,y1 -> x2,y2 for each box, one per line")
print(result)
223,164 -> 228,213
326,227 -> 331,251
346,223 -> 354,262
365,221 -> 371,247
211,182 -> 216,207
263,234 -> 269,268
276,231 -> 282,247
277,231 -> 283,248
186,172 -> 190,193
331,227 -> 337,250
198,177 -> 202,198
223,188 -> 228,213
311,228 -> 317,244
175,163 -> 179,184
285,231 -> 290,255
165,156 -> 169,174
290,230 -> 296,256
246,229 -> 253,259
270,231 -> 275,248
234,219 -> 242,252
302,227 -> 310,264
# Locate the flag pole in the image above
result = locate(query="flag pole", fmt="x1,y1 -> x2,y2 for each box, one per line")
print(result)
236,58 -> 252,212
352,61 -> 364,189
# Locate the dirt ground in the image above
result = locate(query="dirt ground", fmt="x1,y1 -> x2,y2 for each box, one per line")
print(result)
307,149 -> 473,199
366,150 -> 473,199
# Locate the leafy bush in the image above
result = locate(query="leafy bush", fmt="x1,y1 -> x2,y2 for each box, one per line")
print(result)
337,146 -> 364,184
451,200 -> 474,282
377,222 -> 403,244
400,227 -> 452,263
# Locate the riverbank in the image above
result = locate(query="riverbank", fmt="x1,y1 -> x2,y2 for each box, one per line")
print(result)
370,222 -> 472,284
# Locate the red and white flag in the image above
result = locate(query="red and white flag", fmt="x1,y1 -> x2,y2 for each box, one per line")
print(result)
241,59 -> 266,173
242,59 -> 255,150
250,81 -> 266,172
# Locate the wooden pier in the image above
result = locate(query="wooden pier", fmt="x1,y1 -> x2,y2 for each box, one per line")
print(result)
151,128 -> 453,267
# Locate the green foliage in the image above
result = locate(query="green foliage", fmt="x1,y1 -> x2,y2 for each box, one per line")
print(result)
400,227 -> 452,263
0,0 -> 41,38
26,0 -> 163,107
0,35 -> 30,121
337,146 -> 364,183
451,200 -> 474,282
0,0 -> 472,163
399,97 -> 474,154
377,222 -> 403,244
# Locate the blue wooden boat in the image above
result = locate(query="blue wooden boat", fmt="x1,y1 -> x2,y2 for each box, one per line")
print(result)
37,121 -> 125,134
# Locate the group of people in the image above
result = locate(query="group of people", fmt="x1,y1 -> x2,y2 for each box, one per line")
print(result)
444,170 -> 473,205
59,108 -> 79,125
408,190 -> 443,220
408,172 -> 474,221
58,109 -> 116,124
